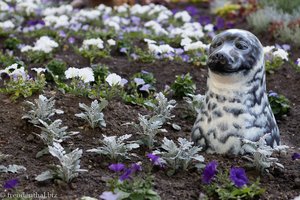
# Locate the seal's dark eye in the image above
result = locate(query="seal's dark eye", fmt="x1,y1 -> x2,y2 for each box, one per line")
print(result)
235,41 -> 248,50
211,40 -> 223,48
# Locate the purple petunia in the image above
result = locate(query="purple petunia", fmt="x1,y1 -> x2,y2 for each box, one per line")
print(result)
202,161 -> 218,184
119,168 -> 132,181
229,167 -> 248,188
268,90 -> 278,97
292,153 -> 300,160
134,77 -> 145,86
68,37 -> 75,44
147,153 -> 164,168
131,162 -> 142,172
3,178 -> 19,190
109,163 -> 125,172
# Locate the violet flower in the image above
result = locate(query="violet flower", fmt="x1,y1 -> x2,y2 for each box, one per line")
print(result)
147,153 -> 164,168
268,90 -> 278,97
68,37 -> 75,44
134,77 -> 145,86
119,168 -> 132,181
229,167 -> 248,188
214,17 -> 225,30
3,178 -> 19,190
99,191 -> 120,200
199,16 -> 211,25
202,161 -> 218,184
109,163 -> 125,172
292,153 -> 300,160
186,6 -> 199,16
59,30 -> 66,38
131,162 -> 142,172
139,84 -> 151,93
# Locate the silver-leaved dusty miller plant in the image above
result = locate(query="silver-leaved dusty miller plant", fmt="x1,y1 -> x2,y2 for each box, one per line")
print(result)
35,119 -> 79,157
36,142 -> 87,183
0,164 -> 26,173
132,114 -> 167,149
146,92 -> 176,123
183,93 -> 205,116
87,134 -> 139,161
153,137 -> 204,173
241,133 -> 288,173
75,99 -> 108,129
22,94 -> 64,125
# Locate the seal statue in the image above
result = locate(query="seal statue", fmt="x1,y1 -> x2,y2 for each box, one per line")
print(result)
191,29 -> 280,154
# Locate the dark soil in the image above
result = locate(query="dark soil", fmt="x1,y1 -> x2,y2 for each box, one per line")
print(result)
1,2 -> 300,200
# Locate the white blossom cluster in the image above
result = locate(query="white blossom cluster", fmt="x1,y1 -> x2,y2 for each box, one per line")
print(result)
65,67 -> 95,83
21,36 -> 58,53
263,45 -> 289,61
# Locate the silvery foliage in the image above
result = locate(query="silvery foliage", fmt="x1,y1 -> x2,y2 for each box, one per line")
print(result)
22,95 -> 64,125
36,142 -> 87,183
145,92 -> 176,123
35,119 -> 79,157
241,134 -> 287,173
75,99 -> 108,129
153,137 -> 204,172
183,93 -> 205,116
0,164 -> 26,173
87,134 -> 140,161
0,152 -> 10,162
132,114 -> 167,149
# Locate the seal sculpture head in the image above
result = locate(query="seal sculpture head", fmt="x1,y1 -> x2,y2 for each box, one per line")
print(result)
192,29 -> 280,154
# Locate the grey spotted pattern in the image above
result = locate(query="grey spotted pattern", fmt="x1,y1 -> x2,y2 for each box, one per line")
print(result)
191,29 -> 280,154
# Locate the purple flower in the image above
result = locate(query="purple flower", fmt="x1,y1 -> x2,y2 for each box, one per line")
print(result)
109,163 -> 125,172
229,167 -> 248,188
119,168 -> 132,181
174,48 -> 184,55
3,179 -> 19,190
181,54 -> 190,62
59,30 -> 66,38
99,191 -> 120,200
120,47 -> 128,53
147,153 -> 164,168
202,161 -> 218,184
121,78 -> 128,86
214,17 -> 225,30
292,153 -> 300,160
134,77 -> 145,86
68,37 -> 75,44
199,16 -> 211,25
186,6 -> 199,16
131,162 -> 142,172
139,84 -> 151,93
141,70 -> 149,74
268,90 -> 278,97
131,16 -> 141,25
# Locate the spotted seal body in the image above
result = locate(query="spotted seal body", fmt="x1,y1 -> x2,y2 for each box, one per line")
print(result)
191,29 -> 280,154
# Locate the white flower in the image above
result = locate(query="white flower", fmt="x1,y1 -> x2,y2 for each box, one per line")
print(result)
78,67 -> 94,83
99,191 -> 120,200
20,45 -> 33,52
144,38 -> 157,44
32,67 -> 46,74
273,49 -> 288,61
174,11 -> 191,22
44,15 -> 69,28
263,46 -> 275,54
148,44 -> 162,54
10,67 -> 27,80
180,37 -> 192,46
107,39 -> 116,46
0,20 -> 15,30
81,38 -> 104,50
43,5 -> 73,16
0,1 -> 9,11
65,67 -> 80,79
81,196 -> 98,200
105,73 -> 122,87
104,20 -> 120,31
184,41 -> 208,51
33,36 -> 58,53
159,44 -> 174,54
204,24 -> 214,32
144,20 -> 168,35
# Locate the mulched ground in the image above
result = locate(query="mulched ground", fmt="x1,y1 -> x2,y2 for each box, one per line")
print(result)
1,2 -> 300,200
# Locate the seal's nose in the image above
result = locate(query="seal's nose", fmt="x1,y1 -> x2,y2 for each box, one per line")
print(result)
207,52 -> 233,73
